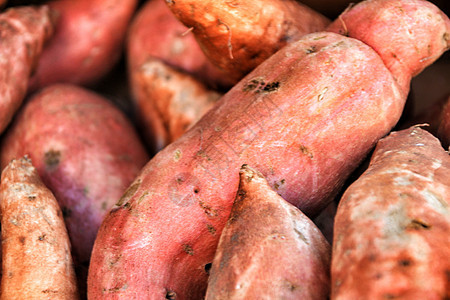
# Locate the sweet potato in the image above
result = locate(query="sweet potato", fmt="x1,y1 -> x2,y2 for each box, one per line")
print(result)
28,0 -> 137,90
88,1 -> 450,298
166,0 -> 330,84
127,0 -> 231,90
331,126 -> 450,299
0,157 -> 78,299
0,5 -> 54,135
131,57 -> 221,152
205,165 -> 330,299
0,84 -> 149,273
326,0 -> 450,95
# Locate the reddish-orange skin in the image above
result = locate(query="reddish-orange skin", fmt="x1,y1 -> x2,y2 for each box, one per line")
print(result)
127,0 -> 231,90
28,0 -> 137,90
0,5 -> 54,134
88,1 -> 450,298
0,84 -> 149,270
166,0 -> 330,84
332,127 -> 450,299
327,0 -> 450,95
89,32 -> 403,299
0,157 -> 79,299
131,58 -> 221,152
206,165 -> 330,299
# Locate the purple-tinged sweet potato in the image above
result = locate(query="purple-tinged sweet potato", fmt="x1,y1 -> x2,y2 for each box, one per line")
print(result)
88,1 -> 450,298
0,157 -> 79,299
205,165 -> 330,299
331,126 -> 450,299
0,5 -> 54,135
28,0 -> 137,90
131,57 -> 221,152
127,0 -> 231,90
0,84 -> 149,272
166,0 -> 330,84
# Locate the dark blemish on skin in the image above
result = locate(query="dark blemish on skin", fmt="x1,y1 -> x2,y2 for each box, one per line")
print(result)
38,234 -> 46,241
406,219 -> 431,230
183,244 -> 194,256
166,290 -> 177,300
262,81 -> 280,93
101,201 -> 108,210
116,180 -> 141,206
42,289 -> 58,294
28,195 -> 36,201
306,46 -> 317,54
19,236 -> 26,245
398,259 -> 412,267
199,201 -> 218,217
285,280 -> 300,291
243,77 -> 280,93
299,145 -> 313,158
44,150 -> 61,170
207,224 -> 216,235
274,179 -> 286,190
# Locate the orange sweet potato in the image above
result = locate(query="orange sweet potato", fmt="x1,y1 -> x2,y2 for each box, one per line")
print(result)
28,0 -> 137,90
127,0 -> 231,90
0,157 -> 78,299
88,1 -> 450,298
331,126 -> 450,299
0,84 -> 149,280
205,165 -> 330,299
130,57 -> 221,152
166,0 -> 330,84
0,5 -> 54,135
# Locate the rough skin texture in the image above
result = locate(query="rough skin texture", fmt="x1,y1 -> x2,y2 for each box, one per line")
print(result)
88,1 -> 450,298
0,157 -> 79,299
0,84 -> 149,286
130,57 -> 221,152
166,0 -> 330,83
205,165 -> 330,299
0,5 -> 55,134
127,0 -> 231,90
28,0 -> 137,90
332,127 -> 450,299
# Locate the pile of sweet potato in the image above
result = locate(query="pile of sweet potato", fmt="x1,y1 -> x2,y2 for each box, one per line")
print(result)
0,0 -> 449,299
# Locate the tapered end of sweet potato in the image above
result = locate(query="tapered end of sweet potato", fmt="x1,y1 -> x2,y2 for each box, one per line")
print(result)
327,0 -> 450,95
206,165 -> 331,299
0,5 -> 56,134
166,0 -> 330,83
0,156 -> 79,299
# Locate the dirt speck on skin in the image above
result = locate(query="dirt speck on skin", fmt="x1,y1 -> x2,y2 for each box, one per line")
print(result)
116,180 -> 141,206
243,77 -> 280,93
182,244 -> 194,256
44,149 -> 61,170
299,145 -> 313,158
207,224 -> 216,235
